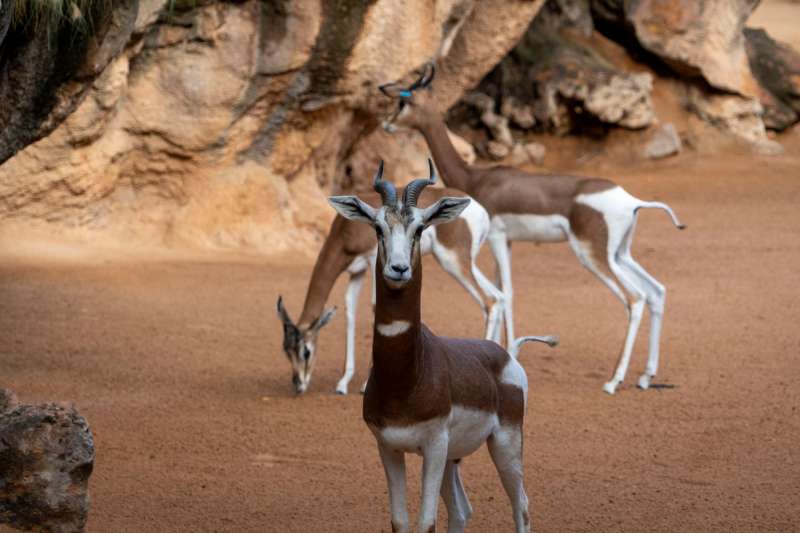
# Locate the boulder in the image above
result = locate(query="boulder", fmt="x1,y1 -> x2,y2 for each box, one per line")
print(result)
744,27 -> 800,131
0,391 -> 95,532
470,0 -> 655,136
645,123 -> 682,159
687,86 -> 783,154
509,142 -> 547,166
593,0 -> 761,97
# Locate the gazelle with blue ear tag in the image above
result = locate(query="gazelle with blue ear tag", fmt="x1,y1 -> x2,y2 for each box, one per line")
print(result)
329,160 -> 555,533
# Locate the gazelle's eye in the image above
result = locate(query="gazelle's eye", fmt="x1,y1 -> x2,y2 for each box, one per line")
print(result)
399,100 -> 407,110
375,225 -> 383,237
415,226 -> 424,238
303,347 -> 311,360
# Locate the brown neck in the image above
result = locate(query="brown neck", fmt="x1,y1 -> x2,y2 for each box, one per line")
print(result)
416,115 -> 472,192
371,250 -> 423,390
298,227 -> 351,327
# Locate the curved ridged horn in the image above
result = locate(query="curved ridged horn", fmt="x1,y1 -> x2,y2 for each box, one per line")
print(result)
419,62 -> 435,88
403,159 -> 437,208
409,62 -> 435,91
372,160 -> 396,207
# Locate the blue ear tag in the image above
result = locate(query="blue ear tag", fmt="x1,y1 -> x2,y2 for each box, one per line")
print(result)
399,90 -> 412,98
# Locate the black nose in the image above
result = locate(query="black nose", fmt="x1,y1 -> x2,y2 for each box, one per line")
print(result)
391,264 -> 409,274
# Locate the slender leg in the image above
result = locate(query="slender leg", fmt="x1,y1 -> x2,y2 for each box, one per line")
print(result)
604,257 -> 647,395
489,231 -> 514,348
472,265 -> 505,343
565,228 -> 646,394
618,230 -> 667,389
336,271 -> 365,394
418,433 -> 449,532
488,426 -> 530,533
378,443 -> 410,533
431,243 -> 489,323
440,460 -> 472,533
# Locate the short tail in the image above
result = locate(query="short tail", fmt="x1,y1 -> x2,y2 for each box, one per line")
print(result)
509,335 -> 559,359
636,201 -> 686,230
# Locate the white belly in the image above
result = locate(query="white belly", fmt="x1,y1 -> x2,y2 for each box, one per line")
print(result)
372,406 -> 498,459
492,213 -> 568,243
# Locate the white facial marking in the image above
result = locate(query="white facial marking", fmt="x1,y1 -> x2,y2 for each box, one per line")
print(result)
492,213 -> 569,243
376,320 -> 411,337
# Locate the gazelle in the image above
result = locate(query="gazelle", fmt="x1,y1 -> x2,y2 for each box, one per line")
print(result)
379,64 -> 686,395
277,166 -> 504,395
329,161 -> 554,533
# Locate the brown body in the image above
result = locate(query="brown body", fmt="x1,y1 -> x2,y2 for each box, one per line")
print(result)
329,164 -> 535,532
380,70 -> 685,394
363,252 -> 523,429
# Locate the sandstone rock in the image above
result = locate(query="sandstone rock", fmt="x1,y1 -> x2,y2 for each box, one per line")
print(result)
645,123 -> 682,159
0,389 -> 18,414
0,0 -> 546,255
687,86 -> 783,154
464,92 -> 515,146
744,28 -> 800,131
501,97 -> 536,129
486,140 -> 510,160
472,1 -> 655,135
0,393 -> 95,532
595,0 -> 761,97
509,142 -> 547,166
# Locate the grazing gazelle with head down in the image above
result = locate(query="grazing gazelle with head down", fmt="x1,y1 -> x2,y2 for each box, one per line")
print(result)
329,161 -> 554,533
276,177 -> 505,396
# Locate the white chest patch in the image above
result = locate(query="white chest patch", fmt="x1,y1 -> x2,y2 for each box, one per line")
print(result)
492,213 -> 568,243
376,320 -> 411,337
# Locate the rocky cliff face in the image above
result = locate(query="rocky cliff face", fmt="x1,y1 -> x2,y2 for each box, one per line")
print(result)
0,0 -> 544,255
0,0 -> 797,256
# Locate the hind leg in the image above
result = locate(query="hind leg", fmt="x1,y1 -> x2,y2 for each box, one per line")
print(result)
488,426 -> 530,533
565,231 -> 633,393
431,242 -> 495,338
617,221 -> 667,389
440,460 -> 472,533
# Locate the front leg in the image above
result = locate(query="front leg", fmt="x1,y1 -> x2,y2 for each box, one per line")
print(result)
378,443 -> 410,533
336,270 -> 365,394
418,433 -> 449,532
488,230 -> 514,347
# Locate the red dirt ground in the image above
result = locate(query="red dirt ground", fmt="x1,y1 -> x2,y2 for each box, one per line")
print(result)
2,145 -> 800,532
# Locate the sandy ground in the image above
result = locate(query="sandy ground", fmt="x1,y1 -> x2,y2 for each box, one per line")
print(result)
2,136 -> 800,532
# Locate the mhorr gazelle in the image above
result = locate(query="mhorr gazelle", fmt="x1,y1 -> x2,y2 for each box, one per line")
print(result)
379,63 -> 686,394
277,162 -> 506,395
329,161 -> 555,533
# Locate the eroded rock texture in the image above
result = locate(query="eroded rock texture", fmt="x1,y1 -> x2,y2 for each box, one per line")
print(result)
0,0 -> 545,254
461,0 -> 797,153
466,0 -> 655,137
0,391 -> 95,532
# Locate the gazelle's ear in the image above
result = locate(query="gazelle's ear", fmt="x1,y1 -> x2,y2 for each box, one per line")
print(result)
328,196 -> 377,224
378,82 -> 411,99
277,296 -> 293,326
311,307 -> 337,332
422,197 -> 470,227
